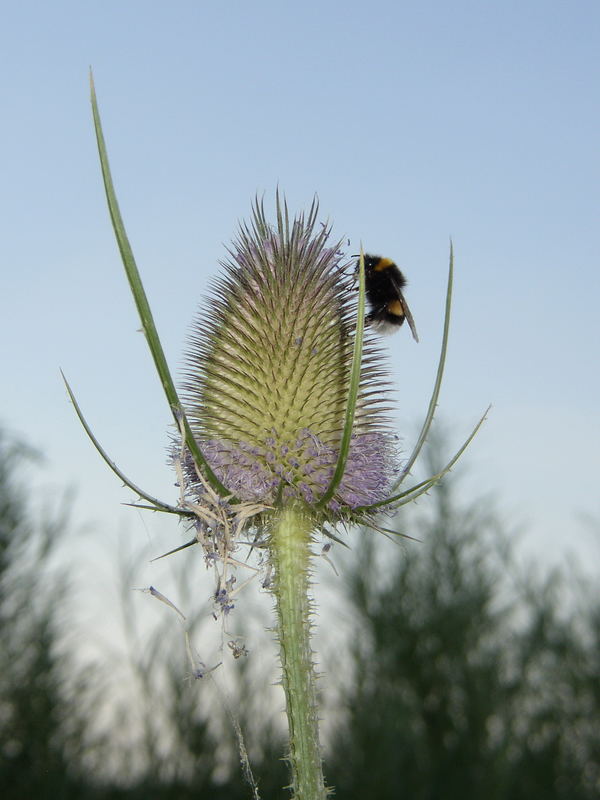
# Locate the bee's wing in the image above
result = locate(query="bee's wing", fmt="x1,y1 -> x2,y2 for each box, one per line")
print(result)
399,293 -> 419,342
388,270 -> 419,343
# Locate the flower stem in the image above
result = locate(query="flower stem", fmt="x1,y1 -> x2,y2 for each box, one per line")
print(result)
270,506 -> 327,800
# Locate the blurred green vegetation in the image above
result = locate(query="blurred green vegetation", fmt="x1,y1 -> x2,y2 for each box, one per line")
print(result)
0,430 -> 88,798
1,427 -> 598,798
326,443 -> 600,799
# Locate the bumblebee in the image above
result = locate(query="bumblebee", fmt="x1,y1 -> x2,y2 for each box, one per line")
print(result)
356,254 -> 418,341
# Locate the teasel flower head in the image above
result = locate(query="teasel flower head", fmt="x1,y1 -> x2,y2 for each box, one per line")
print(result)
177,197 -> 398,535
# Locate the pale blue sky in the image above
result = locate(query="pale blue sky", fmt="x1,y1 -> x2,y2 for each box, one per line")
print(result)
1,1 -> 599,569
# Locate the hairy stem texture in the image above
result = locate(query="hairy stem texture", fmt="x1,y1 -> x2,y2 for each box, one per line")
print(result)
271,506 -> 327,800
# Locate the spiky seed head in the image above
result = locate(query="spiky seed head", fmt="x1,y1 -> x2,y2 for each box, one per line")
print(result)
180,198 -> 398,522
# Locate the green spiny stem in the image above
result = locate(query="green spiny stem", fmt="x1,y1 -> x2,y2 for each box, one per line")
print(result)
270,506 -> 327,800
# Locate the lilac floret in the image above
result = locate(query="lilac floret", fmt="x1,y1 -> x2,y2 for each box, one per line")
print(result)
179,426 -> 396,513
